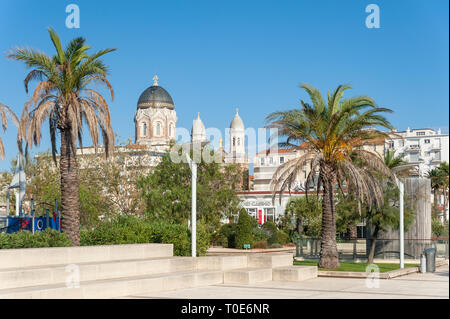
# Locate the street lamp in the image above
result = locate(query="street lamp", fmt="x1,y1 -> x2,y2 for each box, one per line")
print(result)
182,141 -> 210,258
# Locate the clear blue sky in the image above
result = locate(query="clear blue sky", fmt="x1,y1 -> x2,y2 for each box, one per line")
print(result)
0,0 -> 448,171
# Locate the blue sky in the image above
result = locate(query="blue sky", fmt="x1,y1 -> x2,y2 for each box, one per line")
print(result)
0,0 -> 448,171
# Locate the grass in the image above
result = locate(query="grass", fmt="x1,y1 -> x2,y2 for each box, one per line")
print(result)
294,260 -> 419,273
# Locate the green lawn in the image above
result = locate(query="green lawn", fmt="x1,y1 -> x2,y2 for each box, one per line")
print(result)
294,260 -> 418,273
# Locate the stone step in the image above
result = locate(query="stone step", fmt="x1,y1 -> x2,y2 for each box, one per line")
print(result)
0,256 -> 196,290
0,270 -> 224,299
223,268 -> 273,284
196,255 -> 247,270
0,244 -> 174,270
247,253 -> 293,268
272,266 -> 317,282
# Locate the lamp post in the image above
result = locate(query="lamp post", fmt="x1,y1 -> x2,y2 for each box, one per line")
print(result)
185,152 -> 197,258
183,141 -> 210,258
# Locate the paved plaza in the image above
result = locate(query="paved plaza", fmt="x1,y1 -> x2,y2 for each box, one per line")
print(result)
124,265 -> 449,299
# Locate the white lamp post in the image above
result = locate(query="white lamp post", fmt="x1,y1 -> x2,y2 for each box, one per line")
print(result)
184,141 -> 210,258
185,152 -> 197,258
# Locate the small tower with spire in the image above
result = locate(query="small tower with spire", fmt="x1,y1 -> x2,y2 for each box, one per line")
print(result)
191,112 -> 206,143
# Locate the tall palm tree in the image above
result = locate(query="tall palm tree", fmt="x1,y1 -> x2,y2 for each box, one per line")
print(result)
266,84 -> 394,268
0,103 -> 19,160
8,28 -> 116,245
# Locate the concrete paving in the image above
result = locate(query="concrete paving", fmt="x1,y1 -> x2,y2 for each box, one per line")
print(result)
124,265 -> 449,299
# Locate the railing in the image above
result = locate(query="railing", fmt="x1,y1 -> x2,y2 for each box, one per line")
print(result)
296,238 -> 449,260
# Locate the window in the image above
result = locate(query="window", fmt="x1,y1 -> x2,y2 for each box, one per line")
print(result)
269,157 -> 274,165
280,157 -> 284,164
388,141 -> 394,149
233,137 -> 236,147
156,122 -> 161,136
260,158 -> 265,166
303,170 -> 307,179
410,152 -> 419,162
416,132 -> 425,136
142,122 -> 147,137
237,138 -> 240,146
169,123 -> 173,137
424,139 -> 430,144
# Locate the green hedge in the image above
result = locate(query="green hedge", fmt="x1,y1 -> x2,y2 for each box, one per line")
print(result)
235,210 -> 254,249
0,229 -> 72,249
0,215 -> 210,256
80,215 -> 210,256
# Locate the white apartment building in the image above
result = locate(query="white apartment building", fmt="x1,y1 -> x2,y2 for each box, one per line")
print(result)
386,128 -> 449,176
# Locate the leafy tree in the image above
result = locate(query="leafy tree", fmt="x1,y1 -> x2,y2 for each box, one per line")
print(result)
235,209 -> 254,248
335,193 -> 361,239
266,84 -> 394,268
427,162 -> 449,222
9,28 -> 116,245
137,149 -> 242,234
282,196 -> 322,238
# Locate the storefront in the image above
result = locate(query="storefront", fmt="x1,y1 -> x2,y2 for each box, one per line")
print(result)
237,191 -> 306,225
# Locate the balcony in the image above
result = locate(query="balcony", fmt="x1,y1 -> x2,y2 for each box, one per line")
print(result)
405,145 -> 420,152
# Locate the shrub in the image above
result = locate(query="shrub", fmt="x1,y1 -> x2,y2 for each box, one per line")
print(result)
0,229 -> 72,249
235,209 -> 254,249
277,231 -> 290,245
252,240 -> 268,249
262,221 -> 279,245
218,223 -> 237,248
80,215 -> 209,256
252,226 -> 270,242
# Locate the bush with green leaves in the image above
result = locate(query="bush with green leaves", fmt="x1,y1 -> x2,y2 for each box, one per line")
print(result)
262,221 -> 279,245
235,209 -> 254,249
432,217 -> 449,238
80,215 -> 210,256
0,229 -> 72,249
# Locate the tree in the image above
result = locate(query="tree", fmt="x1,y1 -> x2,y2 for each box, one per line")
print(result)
137,149 -> 243,234
235,209 -> 254,248
427,162 -> 449,222
8,28 -> 116,245
266,84 -> 394,268
282,196 -> 322,238
0,103 -> 19,160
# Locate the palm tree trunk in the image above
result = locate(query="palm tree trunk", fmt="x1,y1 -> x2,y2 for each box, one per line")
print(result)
348,223 -> 358,240
368,225 -> 380,264
318,162 -> 340,269
60,129 -> 80,246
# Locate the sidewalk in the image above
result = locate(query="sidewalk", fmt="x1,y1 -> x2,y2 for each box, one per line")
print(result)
126,265 -> 449,299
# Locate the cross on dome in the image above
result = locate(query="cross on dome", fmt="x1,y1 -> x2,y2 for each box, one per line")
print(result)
153,75 -> 159,86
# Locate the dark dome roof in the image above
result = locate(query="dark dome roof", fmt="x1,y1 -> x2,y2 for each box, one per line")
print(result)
137,79 -> 174,109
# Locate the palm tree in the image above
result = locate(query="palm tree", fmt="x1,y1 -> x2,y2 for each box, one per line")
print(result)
0,103 -> 19,160
266,84 -> 394,268
8,28 -> 116,245
427,167 -> 441,210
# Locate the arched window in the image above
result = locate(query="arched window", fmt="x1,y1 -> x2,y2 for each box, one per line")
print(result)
142,122 -> 147,137
237,137 -> 240,146
233,137 -> 236,146
156,122 -> 161,136
169,123 -> 173,137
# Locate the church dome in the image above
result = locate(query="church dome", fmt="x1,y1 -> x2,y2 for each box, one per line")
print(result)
230,108 -> 244,130
137,75 -> 174,109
